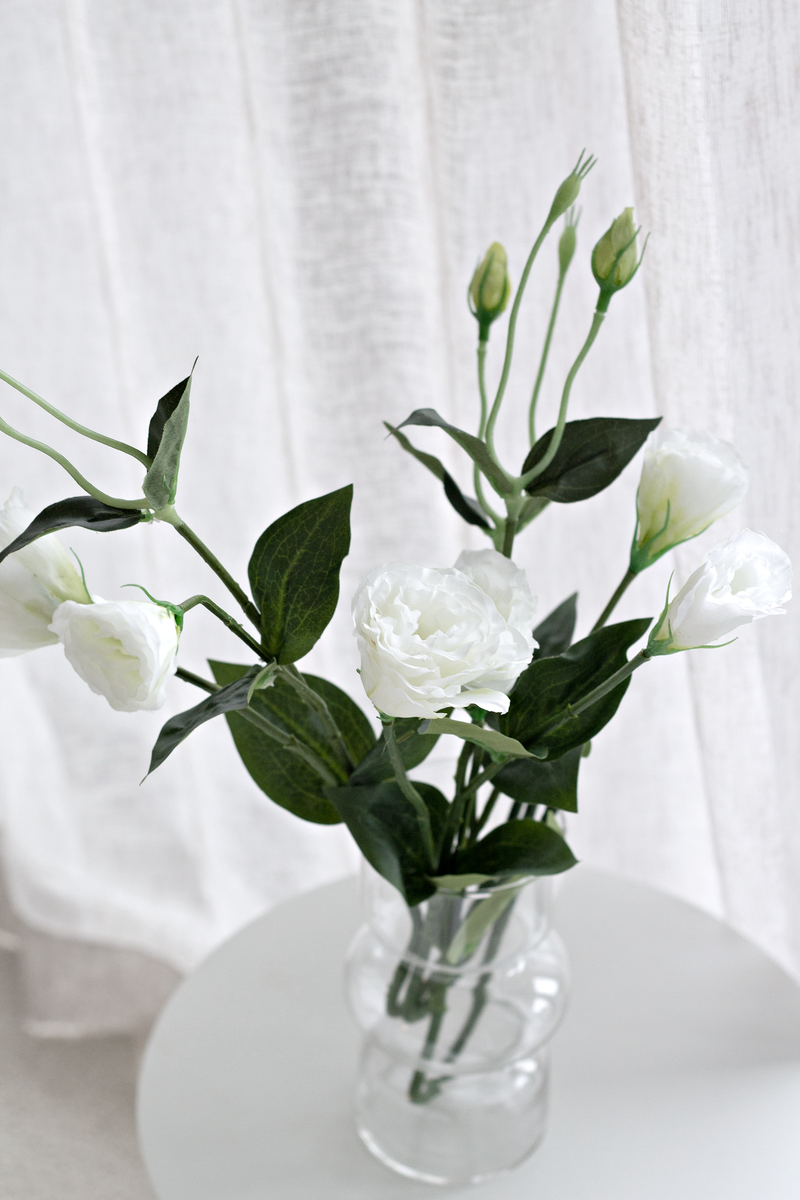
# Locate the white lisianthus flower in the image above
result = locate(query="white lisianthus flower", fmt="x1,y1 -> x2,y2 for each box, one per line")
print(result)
0,488 -> 91,656
49,598 -> 180,712
632,428 -> 749,570
352,551 -> 537,718
648,529 -> 791,654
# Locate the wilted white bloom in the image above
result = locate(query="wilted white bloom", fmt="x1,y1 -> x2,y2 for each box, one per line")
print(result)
352,551 -> 537,718
632,428 -> 749,570
50,598 -> 179,712
0,488 -> 90,656
648,529 -> 791,654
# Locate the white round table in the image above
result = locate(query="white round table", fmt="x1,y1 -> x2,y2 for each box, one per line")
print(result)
137,867 -> 800,1199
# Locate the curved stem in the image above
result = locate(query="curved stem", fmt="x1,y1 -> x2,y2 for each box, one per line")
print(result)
0,413 -> 149,510
156,507 -> 262,631
0,367 -> 152,468
179,594 -> 264,658
528,270 -> 566,446
384,721 -> 436,869
474,341 -> 501,524
484,216 -> 556,461
592,567 -> 637,632
519,294 -> 610,490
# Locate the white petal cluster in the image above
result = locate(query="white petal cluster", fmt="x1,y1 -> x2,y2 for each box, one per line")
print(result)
635,428 -> 749,564
352,549 -> 537,718
649,529 -> 792,653
49,598 -> 180,712
0,488 -> 91,657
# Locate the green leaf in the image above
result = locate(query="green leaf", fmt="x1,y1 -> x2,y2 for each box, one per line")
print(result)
0,496 -> 142,566
325,780 -> 449,906
501,619 -> 651,758
210,661 -> 373,824
143,374 -> 193,509
248,485 -> 352,664
384,421 -> 494,530
450,819 -> 577,881
494,745 -> 582,812
420,718 -> 541,760
146,667 -> 260,779
396,408 -> 513,496
523,417 -> 661,503
349,716 -> 439,785
533,593 -> 577,659
428,873 -> 493,891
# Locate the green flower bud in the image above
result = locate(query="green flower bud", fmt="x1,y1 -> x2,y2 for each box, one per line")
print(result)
548,150 -> 596,222
591,207 -> 640,291
558,220 -> 577,275
469,242 -> 511,337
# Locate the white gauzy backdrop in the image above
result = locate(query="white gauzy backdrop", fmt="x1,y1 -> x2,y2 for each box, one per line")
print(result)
0,0 -> 798,1033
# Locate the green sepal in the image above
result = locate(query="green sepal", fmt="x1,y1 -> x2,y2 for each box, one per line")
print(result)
0,496 -> 142,567
325,781 -> 449,906
522,417 -> 661,503
449,819 -> 577,881
210,661 -> 374,824
248,485 -> 352,664
493,745 -> 582,812
143,373 -> 193,509
349,716 -> 439,786
501,618 -> 651,758
395,408 -> 513,496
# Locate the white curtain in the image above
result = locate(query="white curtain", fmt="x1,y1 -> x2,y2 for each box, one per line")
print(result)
0,0 -> 797,1034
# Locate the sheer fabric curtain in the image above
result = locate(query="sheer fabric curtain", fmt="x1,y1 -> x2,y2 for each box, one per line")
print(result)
0,0 -> 797,1035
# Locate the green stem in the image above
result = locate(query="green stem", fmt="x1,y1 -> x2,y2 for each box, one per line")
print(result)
454,759 -> 505,805
485,217 -> 557,460
156,507 -> 262,631
469,787 -> 499,844
474,341 -> 501,524
278,664 -> 354,771
179,595 -> 264,658
535,648 -> 651,745
0,367 -> 152,468
592,567 -> 637,632
501,515 -> 517,558
519,294 -> 610,490
175,665 -> 218,693
0,414 -> 149,510
528,270 -> 567,446
384,721 -> 437,869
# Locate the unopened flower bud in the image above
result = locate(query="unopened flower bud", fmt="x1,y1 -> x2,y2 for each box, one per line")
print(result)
558,221 -> 577,275
469,243 -> 511,337
592,207 -> 640,291
548,151 -> 595,222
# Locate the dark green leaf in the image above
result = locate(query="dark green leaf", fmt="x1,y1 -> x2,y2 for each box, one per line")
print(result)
325,781 -> 449,905
349,717 -> 439,785
248,486 -> 352,664
146,667 -> 260,779
147,375 -> 191,460
450,819 -> 577,880
501,619 -> 651,757
533,593 -> 577,659
442,472 -> 491,530
494,746 -> 582,812
143,374 -> 193,509
523,417 -> 661,503
396,409 -> 513,496
0,496 -> 142,566
210,661 -> 372,824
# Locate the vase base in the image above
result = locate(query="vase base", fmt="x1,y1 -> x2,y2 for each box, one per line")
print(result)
357,1121 -> 546,1187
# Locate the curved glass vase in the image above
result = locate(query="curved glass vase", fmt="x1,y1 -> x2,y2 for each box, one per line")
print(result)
345,862 -> 570,1186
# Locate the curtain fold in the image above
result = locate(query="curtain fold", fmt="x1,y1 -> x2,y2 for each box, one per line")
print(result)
0,0 -> 796,1034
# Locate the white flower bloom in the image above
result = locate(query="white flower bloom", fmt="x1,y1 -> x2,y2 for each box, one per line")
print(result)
50,597 -> 179,712
649,529 -> 792,653
352,553 -> 537,718
0,488 -> 91,657
633,428 -> 749,568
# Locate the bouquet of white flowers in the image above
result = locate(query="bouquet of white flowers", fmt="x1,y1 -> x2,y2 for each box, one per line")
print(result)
0,153 -> 791,1180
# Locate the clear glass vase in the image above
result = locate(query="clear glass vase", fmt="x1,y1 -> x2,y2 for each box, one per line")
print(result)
345,862 -> 570,1186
